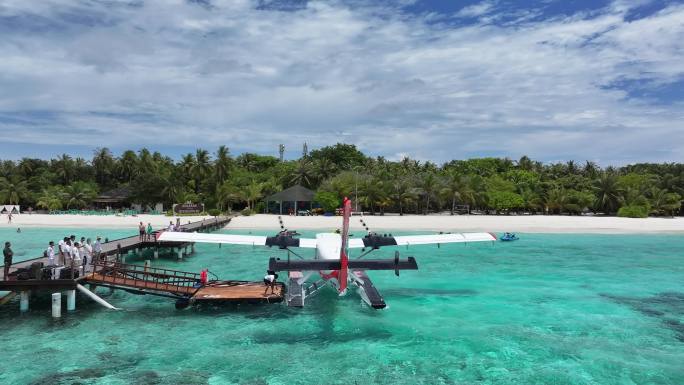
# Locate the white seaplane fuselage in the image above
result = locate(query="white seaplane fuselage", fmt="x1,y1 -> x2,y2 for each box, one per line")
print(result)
313,233 -> 345,292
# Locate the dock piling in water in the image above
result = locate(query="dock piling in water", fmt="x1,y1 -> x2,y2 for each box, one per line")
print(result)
66,290 -> 76,311
20,291 -> 29,312
52,293 -> 61,318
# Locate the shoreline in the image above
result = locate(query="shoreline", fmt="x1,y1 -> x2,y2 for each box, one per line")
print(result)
1,213 -> 683,234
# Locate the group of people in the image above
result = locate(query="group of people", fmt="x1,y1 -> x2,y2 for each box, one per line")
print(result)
166,218 -> 183,233
138,222 -> 154,241
45,235 -> 104,279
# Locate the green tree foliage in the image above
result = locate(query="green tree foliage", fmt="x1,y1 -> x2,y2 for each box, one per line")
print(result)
62,181 -> 98,209
314,191 -> 339,213
0,146 -> 682,218
488,191 -> 524,213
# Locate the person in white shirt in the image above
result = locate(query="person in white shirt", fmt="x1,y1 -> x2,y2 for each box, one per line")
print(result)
84,238 -> 93,259
63,240 -> 72,267
167,221 -> 174,232
93,236 -> 103,262
58,238 -> 67,265
46,241 -> 55,266
71,242 -> 82,276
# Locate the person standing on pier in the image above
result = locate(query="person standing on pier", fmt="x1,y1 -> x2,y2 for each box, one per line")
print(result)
70,242 -> 81,278
46,241 -> 55,266
146,223 -> 153,241
94,236 -> 103,262
3,242 -> 13,279
63,239 -> 72,267
138,222 -> 146,241
84,238 -> 93,269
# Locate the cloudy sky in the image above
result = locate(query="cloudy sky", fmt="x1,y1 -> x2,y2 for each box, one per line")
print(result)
0,0 -> 682,164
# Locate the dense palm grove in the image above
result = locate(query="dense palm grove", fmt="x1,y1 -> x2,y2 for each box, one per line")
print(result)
0,144 -> 681,217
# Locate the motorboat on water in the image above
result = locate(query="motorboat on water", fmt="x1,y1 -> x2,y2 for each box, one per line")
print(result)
500,233 -> 519,241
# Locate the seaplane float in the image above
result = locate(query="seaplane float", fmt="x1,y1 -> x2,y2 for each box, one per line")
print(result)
158,198 -> 496,309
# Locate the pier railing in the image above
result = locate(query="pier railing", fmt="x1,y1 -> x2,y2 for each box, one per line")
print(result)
86,261 -> 202,297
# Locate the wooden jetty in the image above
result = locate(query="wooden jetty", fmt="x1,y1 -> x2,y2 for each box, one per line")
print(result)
0,216 -> 284,314
9,216 -> 232,272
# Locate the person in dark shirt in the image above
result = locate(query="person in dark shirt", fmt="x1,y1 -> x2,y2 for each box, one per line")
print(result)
3,242 -> 13,279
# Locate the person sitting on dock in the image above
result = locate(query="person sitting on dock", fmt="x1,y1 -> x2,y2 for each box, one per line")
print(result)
3,242 -> 13,280
263,270 -> 278,295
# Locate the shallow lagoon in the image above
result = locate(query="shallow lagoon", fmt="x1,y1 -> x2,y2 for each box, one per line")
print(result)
0,227 -> 683,384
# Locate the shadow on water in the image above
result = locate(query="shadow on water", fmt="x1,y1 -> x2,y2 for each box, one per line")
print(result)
381,287 -> 477,299
246,290 -> 393,345
601,292 -> 684,342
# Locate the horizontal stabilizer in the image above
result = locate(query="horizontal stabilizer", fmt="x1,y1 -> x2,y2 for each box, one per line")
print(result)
157,231 -> 318,248
348,232 -> 496,249
269,257 -> 418,272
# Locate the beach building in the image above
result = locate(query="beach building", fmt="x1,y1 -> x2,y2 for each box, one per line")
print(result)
265,185 -> 315,215
0,205 -> 20,214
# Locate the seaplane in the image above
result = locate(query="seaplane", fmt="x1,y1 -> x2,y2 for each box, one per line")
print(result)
158,198 -> 496,309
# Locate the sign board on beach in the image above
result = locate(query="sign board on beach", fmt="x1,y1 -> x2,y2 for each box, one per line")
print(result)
173,203 -> 204,214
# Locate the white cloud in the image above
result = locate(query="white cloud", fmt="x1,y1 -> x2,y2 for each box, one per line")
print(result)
0,0 -> 682,164
454,1 -> 496,18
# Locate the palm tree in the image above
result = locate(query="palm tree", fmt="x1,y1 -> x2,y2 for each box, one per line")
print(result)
440,173 -> 474,215
216,182 -> 240,212
118,150 -> 138,182
0,178 -> 29,204
194,149 -> 211,178
417,172 -> 439,215
314,158 -> 336,182
290,159 -> 315,188
519,188 -> 542,214
241,181 -> 263,211
138,148 -> 156,174
36,186 -> 64,211
214,145 -> 232,186
92,147 -> 115,186
54,154 -> 75,184
389,177 -> 415,215
179,153 -> 196,182
545,187 -> 568,214
62,181 -> 97,209
593,172 -> 621,214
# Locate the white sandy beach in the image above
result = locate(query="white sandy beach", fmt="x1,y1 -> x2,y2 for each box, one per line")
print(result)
2,213 -> 684,234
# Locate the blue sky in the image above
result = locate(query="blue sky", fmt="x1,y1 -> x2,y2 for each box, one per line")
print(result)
0,0 -> 683,165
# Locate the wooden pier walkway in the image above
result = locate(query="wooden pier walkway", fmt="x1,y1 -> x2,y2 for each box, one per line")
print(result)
9,216 -> 233,272
0,216 -> 285,309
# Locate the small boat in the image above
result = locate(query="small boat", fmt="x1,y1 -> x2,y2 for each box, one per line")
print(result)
500,233 -> 519,242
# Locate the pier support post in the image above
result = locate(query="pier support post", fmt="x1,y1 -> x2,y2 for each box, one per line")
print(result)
191,243 -> 195,254
184,246 -> 188,256
19,291 -> 29,312
154,247 -> 159,259
52,293 -> 61,318
177,247 -> 183,261
67,290 -> 76,311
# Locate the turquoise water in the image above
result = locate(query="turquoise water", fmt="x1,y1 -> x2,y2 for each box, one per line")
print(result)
1,228 -> 683,385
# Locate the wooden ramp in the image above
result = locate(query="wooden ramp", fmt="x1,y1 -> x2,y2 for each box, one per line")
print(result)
193,281 -> 284,303
81,262 -> 283,304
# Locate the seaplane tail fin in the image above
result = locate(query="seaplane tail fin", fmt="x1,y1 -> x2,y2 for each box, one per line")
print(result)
338,197 -> 352,294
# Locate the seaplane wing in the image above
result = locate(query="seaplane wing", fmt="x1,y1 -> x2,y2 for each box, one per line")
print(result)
347,232 -> 497,248
157,232 -> 318,248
